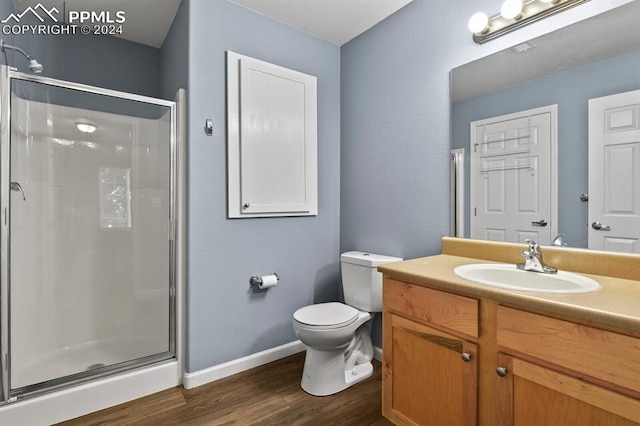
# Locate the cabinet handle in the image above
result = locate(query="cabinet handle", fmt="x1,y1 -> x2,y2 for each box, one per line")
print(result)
461,352 -> 472,362
496,366 -> 508,377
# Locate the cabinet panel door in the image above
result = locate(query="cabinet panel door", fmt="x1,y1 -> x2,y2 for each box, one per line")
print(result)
226,51 -> 318,218
383,313 -> 477,426
496,354 -> 640,426
384,278 -> 478,338
497,306 -> 640,394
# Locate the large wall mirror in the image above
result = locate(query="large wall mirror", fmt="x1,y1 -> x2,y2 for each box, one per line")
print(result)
451,1 -> 640,253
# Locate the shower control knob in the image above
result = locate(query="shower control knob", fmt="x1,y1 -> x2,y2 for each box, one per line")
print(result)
461,352 -> 472,362
496,366 -> 508,377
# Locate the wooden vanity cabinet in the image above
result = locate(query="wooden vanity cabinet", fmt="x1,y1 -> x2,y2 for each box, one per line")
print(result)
495,306 -> 640,426
495,354 -> 640,425
382,278 -> 479,426
382,277 -> 640,426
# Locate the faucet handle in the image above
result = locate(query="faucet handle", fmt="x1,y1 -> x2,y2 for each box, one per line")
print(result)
524,239 -> 539,254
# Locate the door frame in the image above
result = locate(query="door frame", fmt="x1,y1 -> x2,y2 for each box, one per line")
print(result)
470,105 -> 558,244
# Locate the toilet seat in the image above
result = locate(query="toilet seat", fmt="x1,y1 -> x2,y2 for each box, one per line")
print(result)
293,302 -> 359,329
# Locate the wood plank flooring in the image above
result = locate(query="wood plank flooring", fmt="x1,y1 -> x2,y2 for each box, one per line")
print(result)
59,352 -> 393,425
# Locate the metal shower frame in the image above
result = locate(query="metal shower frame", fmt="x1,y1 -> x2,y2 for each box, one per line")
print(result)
0,64 -> 178,403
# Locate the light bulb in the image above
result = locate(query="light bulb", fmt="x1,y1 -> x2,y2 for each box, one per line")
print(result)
501,0 -> 523,19
468,12 -> 489,34
76,122 -> 97,133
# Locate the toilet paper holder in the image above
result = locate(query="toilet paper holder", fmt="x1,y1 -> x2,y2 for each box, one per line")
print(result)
249,272 -> 279,287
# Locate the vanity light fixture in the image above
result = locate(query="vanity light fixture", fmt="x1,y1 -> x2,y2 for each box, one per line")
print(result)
501,0 -> 524,20
469,0 -> 590,44
76,122 -> 97,134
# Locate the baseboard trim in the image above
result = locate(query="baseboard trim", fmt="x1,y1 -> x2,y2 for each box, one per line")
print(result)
183,340 -> 306,389
374,345 -> 383,362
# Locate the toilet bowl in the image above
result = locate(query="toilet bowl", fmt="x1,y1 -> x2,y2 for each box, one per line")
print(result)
293,303 -> 374,396
292,251 -> 402,396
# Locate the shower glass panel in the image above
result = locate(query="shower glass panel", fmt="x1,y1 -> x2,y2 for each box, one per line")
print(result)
5,76 -> 175,397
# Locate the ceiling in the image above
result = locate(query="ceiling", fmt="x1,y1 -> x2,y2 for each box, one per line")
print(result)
12,0 -> 414,48
228,0 -> 413,46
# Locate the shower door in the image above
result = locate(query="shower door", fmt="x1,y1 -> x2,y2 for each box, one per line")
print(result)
0,68 -> 176,400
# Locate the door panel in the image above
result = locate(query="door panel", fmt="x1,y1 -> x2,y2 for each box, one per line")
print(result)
471,106 -> 556,245
384,313 -> 477,426
7,78 -> 174,394
589,90 -> 640,252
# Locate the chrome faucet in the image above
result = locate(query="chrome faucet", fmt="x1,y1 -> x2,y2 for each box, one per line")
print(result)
551,233 -> 568,247
517,239 -> 557,274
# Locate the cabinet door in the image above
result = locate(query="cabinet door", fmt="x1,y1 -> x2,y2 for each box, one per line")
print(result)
496,354 -> 640,426
383,313 -> 477,426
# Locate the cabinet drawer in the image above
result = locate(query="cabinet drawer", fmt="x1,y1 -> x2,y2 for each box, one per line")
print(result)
384,278 -> 478,338
497,306 -> 640,394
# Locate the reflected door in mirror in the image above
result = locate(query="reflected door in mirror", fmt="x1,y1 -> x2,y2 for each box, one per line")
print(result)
470,105 -> 557,245
588,89 -> 640,253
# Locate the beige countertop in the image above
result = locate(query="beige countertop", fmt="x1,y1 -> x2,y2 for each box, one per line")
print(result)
378,238 -> 640,333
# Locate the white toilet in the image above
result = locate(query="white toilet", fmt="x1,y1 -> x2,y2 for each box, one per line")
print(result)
292,251 -> 402,396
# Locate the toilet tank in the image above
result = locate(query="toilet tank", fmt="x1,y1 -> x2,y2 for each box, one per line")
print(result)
340,251 -> 403,312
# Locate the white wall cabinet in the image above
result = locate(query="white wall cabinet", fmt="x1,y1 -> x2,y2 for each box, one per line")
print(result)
227,51 -> 317,218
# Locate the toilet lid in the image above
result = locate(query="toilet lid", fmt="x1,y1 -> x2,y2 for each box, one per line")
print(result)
293,302 -> 359,328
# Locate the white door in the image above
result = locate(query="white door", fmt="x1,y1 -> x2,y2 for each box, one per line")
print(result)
588,90 -> 640,253
470,105 -> 557,245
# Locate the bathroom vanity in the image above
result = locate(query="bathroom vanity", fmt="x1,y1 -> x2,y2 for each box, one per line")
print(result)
379,237 -> 640,426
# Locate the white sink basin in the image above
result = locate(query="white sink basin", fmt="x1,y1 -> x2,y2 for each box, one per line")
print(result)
453,263 -> 601,293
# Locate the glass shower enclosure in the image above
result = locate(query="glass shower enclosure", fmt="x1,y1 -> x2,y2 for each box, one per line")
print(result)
0,65 -> 176,401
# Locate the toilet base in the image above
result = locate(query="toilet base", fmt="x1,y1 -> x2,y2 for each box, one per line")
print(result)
300,347 -> 374,396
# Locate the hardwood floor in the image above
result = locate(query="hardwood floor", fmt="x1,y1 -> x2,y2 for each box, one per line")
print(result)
59,352 -> 393,425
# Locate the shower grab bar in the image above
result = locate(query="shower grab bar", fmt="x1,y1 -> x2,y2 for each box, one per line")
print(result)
10,182 -> 25,200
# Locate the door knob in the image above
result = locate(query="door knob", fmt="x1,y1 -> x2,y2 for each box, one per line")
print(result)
591,221 -> 611,231
531,219 -> 548,227
461,352 -> 472,362
496,367 -> 508,377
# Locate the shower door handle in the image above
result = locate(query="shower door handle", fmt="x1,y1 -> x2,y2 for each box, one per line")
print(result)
11,182 -> 25,201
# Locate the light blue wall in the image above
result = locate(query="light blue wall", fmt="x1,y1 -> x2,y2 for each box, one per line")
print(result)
160,0 -> 188,101
341,0 -> 514,262
452,49 -> 640,248
21,34 -> 160,97
0,0 -> 161,98
339,0 -> 631,347
0,0 -> 14,59
186,0 -> 341,372
341,0 -> 486,347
